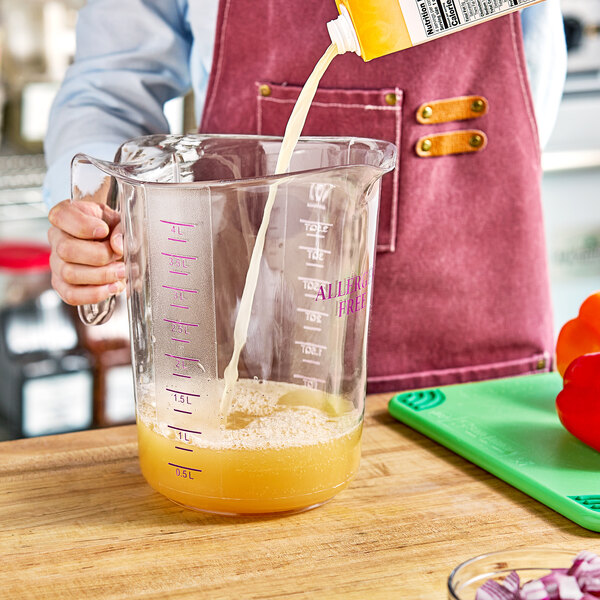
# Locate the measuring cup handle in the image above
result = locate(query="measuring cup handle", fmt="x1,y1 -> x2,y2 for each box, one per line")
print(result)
71,152 -> 122,327
78,297 -> 117,326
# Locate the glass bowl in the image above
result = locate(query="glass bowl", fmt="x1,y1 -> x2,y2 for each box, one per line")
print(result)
448,548 -> 581,599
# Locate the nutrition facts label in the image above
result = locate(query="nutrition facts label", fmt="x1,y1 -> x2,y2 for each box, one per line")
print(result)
400,0 -> 538,43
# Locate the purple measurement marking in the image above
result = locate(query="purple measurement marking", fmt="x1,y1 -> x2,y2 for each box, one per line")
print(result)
175,446 -> 193,452
165,353 -> 199,362
161,252 -> 198,260
163,319 -> 199,327
168,238 -> 187,243
160,220 -> 195,228
171,338 -> 190,343
166,388 -> 201,397
170,304 -> 189,309
169,270 -> 189,276
162,285 -> 198,294
168,425 -> 202,435
168,463 -> 202,472
174,409 -> 192,414
173,373 -> 191,378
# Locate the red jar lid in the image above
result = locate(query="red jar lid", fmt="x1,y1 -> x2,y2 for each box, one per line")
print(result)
0,242 -> 51,272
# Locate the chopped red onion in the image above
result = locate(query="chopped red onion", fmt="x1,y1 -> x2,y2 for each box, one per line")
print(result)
558,576 -> 584,600
475,579 -> 519,600
521,580 -> 551,600
504,572 -> 521,595
539,572 -> 567,600
474,553 -> 600,600
570,553 -> 600,580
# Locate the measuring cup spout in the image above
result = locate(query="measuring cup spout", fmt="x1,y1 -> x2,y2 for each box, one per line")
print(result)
359,166 -> 393,204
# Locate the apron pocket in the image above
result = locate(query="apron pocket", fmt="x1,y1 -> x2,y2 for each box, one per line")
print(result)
256,82 -> 403,253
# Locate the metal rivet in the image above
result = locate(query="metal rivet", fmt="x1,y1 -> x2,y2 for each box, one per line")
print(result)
471,98 -> 485,113
536,358 -> 547,370
421,106 -> 433,119
385,93 -> 397,106
421,139 -> 432,152
259,84 -> 272,97
469,134 -> 483,148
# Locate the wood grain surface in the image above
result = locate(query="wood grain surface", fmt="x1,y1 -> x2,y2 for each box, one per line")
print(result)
1,392 -> 598,599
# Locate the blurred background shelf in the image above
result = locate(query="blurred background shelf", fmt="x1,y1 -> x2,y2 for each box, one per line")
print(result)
0,154 -> 47,243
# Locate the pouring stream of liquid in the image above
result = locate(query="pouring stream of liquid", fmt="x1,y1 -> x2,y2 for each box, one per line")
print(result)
219,43 -> 340,421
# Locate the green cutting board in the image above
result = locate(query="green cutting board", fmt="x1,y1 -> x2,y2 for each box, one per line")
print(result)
388,372 -> 600,532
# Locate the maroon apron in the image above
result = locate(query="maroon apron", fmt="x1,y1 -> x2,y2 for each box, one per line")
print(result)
199,0 -> 554,393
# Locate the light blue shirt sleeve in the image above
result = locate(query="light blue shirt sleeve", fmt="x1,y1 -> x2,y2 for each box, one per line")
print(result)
43,0 -> 195,208
520,0 -> 567,149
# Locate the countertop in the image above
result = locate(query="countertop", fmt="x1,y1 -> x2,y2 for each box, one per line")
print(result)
1,390 -> 598,599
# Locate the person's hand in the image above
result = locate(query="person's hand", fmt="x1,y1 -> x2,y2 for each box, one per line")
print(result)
47,199 -> 125,306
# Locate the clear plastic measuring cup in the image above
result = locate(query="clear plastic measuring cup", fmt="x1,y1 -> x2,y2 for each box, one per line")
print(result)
72,134 -> 396,514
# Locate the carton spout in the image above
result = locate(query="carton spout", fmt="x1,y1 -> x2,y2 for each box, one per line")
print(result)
327,5 -> 361,56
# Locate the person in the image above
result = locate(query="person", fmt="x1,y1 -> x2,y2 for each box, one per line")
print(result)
44,0 -> 567,393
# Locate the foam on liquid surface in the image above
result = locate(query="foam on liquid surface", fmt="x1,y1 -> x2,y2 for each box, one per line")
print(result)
139,378 -> 358,451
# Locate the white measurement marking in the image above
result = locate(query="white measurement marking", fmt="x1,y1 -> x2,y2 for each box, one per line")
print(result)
298,276 -> 329,285
302,359 -> 321,365
295,341 -> 327,349
300,218 -> 332,229
293,374 -> 326,385
297,307 -> 326,325
300,218 -> 332,226
296,308 -> 328,317
295,340 -> 326,358
306,233 -> 325,239
306,263 -> 324,269
299,246 -> 331,255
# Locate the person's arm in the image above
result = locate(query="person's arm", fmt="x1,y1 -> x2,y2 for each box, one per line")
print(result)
44,0 -> 192,305
520,0 -> 567,149
44,0 -> 192,208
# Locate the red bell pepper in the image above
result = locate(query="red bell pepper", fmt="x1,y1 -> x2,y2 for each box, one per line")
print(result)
556,292 -> 600,377
555,352 -> 600,452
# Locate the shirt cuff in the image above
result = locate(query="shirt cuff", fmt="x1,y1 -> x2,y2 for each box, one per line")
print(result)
43,142 -> 122,209
520,0 -> 567,148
